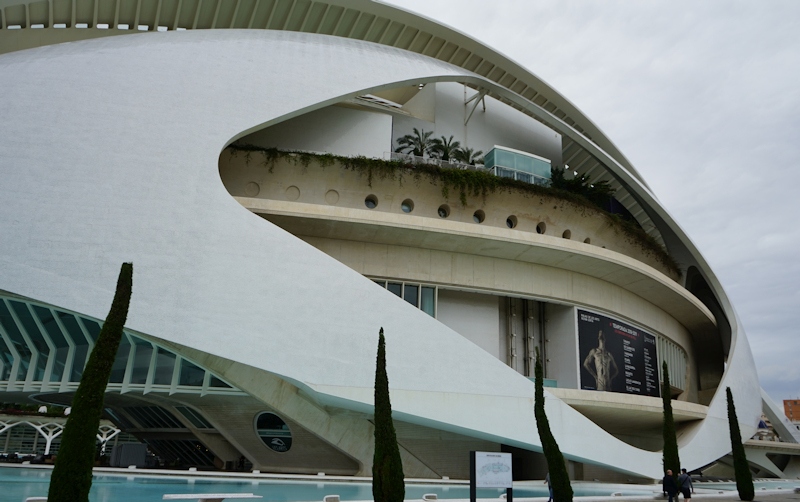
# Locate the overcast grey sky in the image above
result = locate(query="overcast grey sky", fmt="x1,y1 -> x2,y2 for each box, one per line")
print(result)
385,0 -> 800,405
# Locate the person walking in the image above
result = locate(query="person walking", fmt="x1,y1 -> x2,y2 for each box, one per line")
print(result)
662,469 -> 678,502
545,472 -> 553,502
677,468 -> 693,502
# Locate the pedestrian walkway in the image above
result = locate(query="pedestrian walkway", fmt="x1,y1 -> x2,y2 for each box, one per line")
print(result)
571,488 -> 800,502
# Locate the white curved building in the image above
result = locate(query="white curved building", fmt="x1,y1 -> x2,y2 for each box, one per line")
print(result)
0,0 -> 774,481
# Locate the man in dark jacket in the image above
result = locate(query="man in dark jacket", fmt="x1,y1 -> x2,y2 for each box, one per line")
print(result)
662,469 -> 678,502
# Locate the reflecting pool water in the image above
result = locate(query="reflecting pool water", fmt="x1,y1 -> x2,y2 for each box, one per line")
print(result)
3,465 -> 718,502
5,467 -> 505,502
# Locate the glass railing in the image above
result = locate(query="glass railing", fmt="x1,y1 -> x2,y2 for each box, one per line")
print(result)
484,146 -> 551,186
387,152 -> 484,171
492,166 -> 550,186
387,149 -> 550,186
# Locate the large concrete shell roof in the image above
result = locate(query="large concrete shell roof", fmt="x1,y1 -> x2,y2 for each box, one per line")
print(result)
0,0 -> 764,478
0,0 -> 665,239
0,27 -> 761,479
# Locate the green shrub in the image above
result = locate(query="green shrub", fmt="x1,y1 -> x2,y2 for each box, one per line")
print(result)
372,328 -> 404,502
549,166 -> 614,208
227,146 -> 679,276
727,387 -> 754,501
661,361 -> 680,477
535,348 -> 572,502
48,263 -> 133,502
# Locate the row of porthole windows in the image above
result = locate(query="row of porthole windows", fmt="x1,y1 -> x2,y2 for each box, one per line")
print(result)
364,195 -> 591,243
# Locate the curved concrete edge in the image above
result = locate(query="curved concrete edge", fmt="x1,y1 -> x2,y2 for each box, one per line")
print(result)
236,196 -> 716,333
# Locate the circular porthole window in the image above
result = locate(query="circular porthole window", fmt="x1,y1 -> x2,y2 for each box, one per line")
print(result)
584,238 -> 591,244
438,204 -> 450,218
562,229 -> 572,239
473,210 -> 485,224
364,195 -> 378,209
255,412 -> 292,453
536,222 -> 546,234
506,216 -> 517,229
401,199 -> 414,213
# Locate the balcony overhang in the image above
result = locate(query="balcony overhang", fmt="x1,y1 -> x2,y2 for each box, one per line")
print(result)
237,196 -> 717,339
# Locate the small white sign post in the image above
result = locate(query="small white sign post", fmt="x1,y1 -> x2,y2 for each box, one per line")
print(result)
470,451 -> 513,502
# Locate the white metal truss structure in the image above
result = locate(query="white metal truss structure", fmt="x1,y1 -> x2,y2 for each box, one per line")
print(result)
0,294 -> 245,398
0,417 -> 119,455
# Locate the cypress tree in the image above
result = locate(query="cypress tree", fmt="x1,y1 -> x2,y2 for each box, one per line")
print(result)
661,361 -> 680,477
726,387 -> 754,501
372,328 -> 405,502
535,348 -> 572,502
48,263 -> 133,502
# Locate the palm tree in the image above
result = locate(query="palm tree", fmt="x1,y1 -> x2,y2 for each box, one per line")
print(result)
453,147 -> 484,165
394,128 -> 435,157
431,135 -> 461,161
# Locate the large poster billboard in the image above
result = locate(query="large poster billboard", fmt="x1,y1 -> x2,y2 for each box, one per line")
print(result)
577,309 -> 659,396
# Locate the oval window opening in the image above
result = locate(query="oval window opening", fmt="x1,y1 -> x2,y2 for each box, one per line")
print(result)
473,210 -> 485,224
401,199 -> 414,213
255,412 -> 292,453
365,195 -> 378,209
438,204 -> 450,218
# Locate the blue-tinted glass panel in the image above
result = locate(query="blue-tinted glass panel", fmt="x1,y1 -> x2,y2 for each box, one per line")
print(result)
209,375 -> 231,388
81,318 -> 101,342
60,313 -> 88,345
69,344 -> 89,382
32,305 -> 70,383
403,284 -> 419,308
60,313 -> 89,382
10,301 -> 49,381
387,283 -> 402,298
515,154 -> 533,173
496,167 -> 515,179
125,406 -> 183,429
130,337 -> 153,384
109,335 -> 131,383
176,406 -> 214,428
153,348 -> 176,385
487,147 -> 551,183
105,407 -> 134,429
0,300 -> 33,381
179,359 -> 204,386
483,149 -> 495,168
0,335 -> 13,380
421,287 -> 435,317
496,149 -> 514,167
533,158 -> 551,178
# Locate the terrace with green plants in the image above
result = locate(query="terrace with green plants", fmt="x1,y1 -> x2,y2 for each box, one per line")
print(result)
225,132 -> 680,278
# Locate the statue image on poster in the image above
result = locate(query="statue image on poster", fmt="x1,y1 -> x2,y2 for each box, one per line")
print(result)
582,330 -> 619,391
578,309 -> 660,397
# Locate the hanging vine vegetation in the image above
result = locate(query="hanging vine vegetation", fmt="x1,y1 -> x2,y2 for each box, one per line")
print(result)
226,145 -> 679,275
